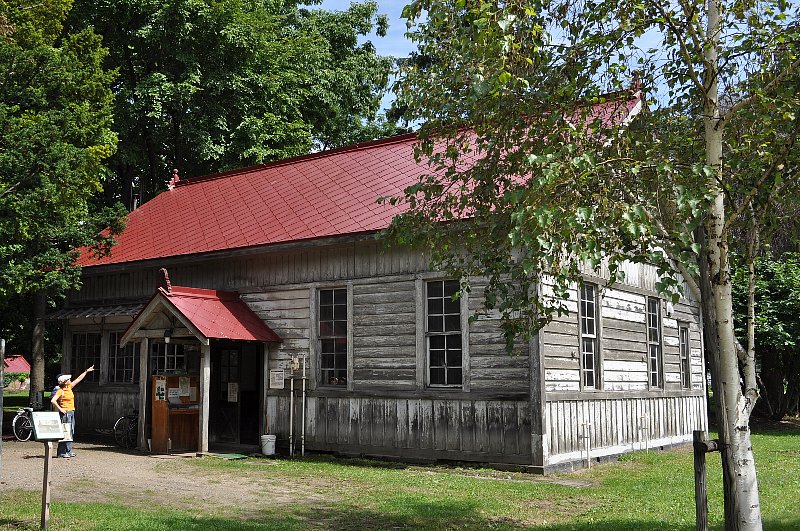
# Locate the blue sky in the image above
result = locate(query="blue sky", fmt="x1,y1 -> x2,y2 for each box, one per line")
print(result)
318,0 -> 415,112
318,0 -> 414,57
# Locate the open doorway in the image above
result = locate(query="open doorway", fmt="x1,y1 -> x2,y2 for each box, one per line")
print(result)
209,341 -> 262,446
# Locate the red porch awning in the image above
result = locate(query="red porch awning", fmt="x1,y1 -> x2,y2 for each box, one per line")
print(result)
121,286 -> 281,346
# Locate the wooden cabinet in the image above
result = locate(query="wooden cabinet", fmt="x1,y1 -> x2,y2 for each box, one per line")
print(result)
151,375 -> 199,454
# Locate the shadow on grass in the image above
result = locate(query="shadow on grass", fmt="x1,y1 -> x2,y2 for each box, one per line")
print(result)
288,452 -> 414,470
3,488 -> 796,530
92,513 -> 796,531
0,506 -> 695,531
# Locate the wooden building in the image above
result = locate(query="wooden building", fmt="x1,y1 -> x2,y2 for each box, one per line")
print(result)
51,90 -> 707,471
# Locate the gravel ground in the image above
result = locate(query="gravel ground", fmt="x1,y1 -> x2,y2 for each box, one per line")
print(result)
0,439 -> 334,518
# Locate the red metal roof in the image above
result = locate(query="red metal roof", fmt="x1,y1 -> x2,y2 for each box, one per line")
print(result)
157,286 -> 281,343
4,355 -> 31,373
77,92 -> 642,268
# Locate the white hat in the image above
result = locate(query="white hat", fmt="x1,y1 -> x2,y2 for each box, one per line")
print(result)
57,374 -> 71,384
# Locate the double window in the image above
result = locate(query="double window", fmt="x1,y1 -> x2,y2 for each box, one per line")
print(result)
647,297 -> 663,388
71,332 -> 101,383
319,288 -> 348,386
109,332 -> 138,384
150,343 -> 186,374
679,324 -> 691,389
426,280 -> 463,387
580,283 -> 600,389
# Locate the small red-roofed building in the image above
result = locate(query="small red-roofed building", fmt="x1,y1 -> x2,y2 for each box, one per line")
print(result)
3,354 -> 31,390
50,90 -> 707,471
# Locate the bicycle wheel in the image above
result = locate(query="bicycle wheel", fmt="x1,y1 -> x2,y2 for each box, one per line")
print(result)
12,414 -> 33,442
125,418 -> 138,448
113,416 -> 130,447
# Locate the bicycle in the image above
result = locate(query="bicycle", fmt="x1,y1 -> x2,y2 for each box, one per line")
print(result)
113,411 -> 138,449
12,407 -> 34,441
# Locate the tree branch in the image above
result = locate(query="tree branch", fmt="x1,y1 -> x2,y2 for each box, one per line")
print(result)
723,111 -> 800,232
723,54 -> 800,121
1,181 -> 22,198
652,2 -> 706,96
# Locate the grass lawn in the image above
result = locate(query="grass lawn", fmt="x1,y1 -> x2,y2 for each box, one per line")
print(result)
2,392 -> 49,437
1,426 -> 798,530
1,391 -> 31,410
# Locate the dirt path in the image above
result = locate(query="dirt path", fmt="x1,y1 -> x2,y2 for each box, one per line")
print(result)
0,440 -> 334,517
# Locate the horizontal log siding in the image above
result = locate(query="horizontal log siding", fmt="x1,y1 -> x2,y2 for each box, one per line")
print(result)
542,276 -> 703,394
72,240 -> 429,303
545,394 -> 707,464
266,394 -> 532,463
669,302 -> 704,391
542,284 -> 580,392
244,288 -> 311,374
601,288 -> 648,391
467,281 -> 530,394
352,280 -> 416,390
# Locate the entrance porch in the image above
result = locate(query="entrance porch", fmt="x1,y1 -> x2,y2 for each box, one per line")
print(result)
120,280 -> 280,454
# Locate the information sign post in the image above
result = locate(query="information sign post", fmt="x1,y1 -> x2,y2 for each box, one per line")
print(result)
31,411 -> 67,530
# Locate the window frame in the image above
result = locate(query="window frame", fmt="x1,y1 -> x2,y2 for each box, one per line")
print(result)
579,282 -> 601,390
679,323 -> 691,389
646,296 -> 664,389
108,331 -> 139,384
71,332 -> 101,383
150,342 -> 186,375
425,279 -> 465,388
317,286 -> 349,388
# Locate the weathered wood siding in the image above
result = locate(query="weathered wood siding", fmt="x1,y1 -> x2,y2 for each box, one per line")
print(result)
601,287 -> 648,390
664,302 -> 705,391
72,238 -> 429,303
74,388 -> 138,433
66,239 -> 706,468
266,394 -> 532,463
468,280 -> 531,394
545,394 -> 707,465
352,279 -> 417,390
541,282 -> 581,391
541,263 -> 703,394
245,273 -> 532,463
243,287 -> 311,380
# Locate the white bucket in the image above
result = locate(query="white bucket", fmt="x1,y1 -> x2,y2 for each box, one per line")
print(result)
260,434 -> 276,456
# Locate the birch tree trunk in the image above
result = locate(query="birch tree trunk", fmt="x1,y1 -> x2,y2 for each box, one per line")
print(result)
703,0 -> 762,527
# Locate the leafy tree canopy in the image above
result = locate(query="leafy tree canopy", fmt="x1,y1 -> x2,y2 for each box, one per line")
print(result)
389,0 -> 799,526
67,0 -> 405,208
0,0 -> 126,299
733,253 -> 800,420
390,1 -> 800,346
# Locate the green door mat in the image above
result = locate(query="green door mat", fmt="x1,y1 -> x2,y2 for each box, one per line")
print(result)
209,453 -> 248,460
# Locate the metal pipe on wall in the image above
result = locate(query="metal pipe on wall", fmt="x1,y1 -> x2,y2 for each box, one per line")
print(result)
301,356 -> 306,457
289,372 -> 294,457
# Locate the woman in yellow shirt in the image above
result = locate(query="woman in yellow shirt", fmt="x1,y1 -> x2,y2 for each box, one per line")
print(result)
50,365 -> 94,458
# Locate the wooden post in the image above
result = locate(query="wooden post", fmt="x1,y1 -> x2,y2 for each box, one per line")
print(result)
138,338 -> 149,451
198,343 -> 211,455
41,442 -> 53,529
694,430 -> 719,531
582,422 -> 592,469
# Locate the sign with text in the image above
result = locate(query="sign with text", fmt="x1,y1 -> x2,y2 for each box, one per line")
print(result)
154,378 -> 166,401
227,382 -> 238,402
269,369 -> 285,389
31,412 -> 65,441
